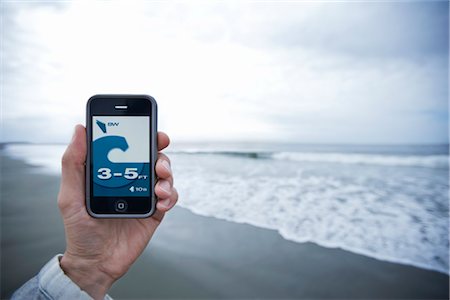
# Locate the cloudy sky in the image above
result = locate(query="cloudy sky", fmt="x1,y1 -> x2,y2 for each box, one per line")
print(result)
1,1 -> 448,144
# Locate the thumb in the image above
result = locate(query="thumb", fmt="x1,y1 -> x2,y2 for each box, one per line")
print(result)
58,125 -> 87,214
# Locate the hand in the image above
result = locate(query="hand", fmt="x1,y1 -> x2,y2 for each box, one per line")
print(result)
58,125 -> 177,300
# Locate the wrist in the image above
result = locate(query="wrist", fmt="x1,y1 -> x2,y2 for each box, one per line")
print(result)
60,252 -> 115,300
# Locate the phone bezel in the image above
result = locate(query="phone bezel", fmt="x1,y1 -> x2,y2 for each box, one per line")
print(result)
86,94 -> 157,218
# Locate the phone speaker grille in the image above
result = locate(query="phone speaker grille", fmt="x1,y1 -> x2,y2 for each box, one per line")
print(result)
115,105 -> 128,110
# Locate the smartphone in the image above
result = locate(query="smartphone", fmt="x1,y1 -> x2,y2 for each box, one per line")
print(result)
86,94 -> 157,218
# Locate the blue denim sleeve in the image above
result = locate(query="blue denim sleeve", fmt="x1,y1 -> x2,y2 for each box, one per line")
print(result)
11,255 -> 113,300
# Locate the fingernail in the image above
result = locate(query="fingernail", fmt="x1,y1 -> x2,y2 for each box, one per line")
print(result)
161,160 -> 172,174
159,198 -> 171,208
159,180 -> 171,194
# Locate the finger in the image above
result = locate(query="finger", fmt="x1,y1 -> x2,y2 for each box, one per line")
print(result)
157,132 -> 170,151
155,179 -> 172,199
157,153 -> 173,185
156,188 -> 178,212
158,152 -> 171,163
155,156 -> 172,179
151,209 -> 165,223
58,125 -> 87,213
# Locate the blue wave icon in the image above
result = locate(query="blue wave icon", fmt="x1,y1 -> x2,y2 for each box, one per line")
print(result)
96,120 -> 107,133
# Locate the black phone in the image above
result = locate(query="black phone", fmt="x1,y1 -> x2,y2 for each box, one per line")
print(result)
86,94 -> 157,218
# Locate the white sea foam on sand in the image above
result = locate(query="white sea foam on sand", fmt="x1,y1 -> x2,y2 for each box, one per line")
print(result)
169,150 -> 449,275
4,144 -> 66,174
4,144 -> 449,274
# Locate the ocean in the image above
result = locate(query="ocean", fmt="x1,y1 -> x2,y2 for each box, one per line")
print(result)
3,142 -> 449,274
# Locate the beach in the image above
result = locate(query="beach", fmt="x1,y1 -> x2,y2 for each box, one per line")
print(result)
1,152 -> 449,299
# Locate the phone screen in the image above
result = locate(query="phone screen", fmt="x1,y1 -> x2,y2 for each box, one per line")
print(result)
92,116 -> 150,197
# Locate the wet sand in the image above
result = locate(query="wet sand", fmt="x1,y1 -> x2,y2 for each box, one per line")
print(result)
1,153 -> 449,299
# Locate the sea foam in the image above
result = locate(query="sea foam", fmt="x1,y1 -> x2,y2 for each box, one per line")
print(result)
169,151 -> 449,275
272,152 -> 448,168
3,144 -> 449,274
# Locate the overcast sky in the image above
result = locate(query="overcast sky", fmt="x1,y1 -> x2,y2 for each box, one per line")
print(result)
1,1 -> 448,144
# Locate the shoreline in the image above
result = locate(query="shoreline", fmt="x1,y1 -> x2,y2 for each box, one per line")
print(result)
1,153 -> 449,299
174,205 -> 450,276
